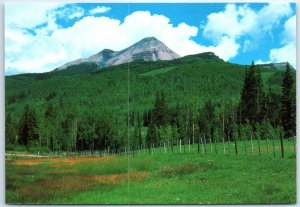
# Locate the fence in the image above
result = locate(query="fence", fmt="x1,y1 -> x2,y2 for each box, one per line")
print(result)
6,136 -> 296,159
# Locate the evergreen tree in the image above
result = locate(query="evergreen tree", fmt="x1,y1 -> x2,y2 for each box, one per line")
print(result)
281,64 -> 295,138
44,103 -> 60,151
240,62 -> 264,126
18,104 -> 38,146
61,114 -> 77,151
265,89 -> 281,126
137,112 -> 142,145
5,113 -> 17,145
152,91 -> 169,126
171,103 -> 186,141
146,120 -> 158,146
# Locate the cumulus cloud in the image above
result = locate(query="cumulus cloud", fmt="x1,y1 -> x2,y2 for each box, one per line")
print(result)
5,3 -> 295,74
255,15 -> 296,68
203,4 -> 255,42
56,5 -> 85,20
203,3 -> 295,68
5,9 -> 240,74
255,60 -> 271,65
5,3 -> 64,29
270,44 -> 295,67
89,6 -> 111,15
203,3 -> 292,48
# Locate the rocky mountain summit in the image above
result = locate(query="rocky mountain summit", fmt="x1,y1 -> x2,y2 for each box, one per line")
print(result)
57,37 -> 180,70
256,62 -> 295,71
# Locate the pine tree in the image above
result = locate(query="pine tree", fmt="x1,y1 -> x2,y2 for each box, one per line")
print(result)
146,120 -> 158,147
153,91 -> 169,126
44,103 -> 60,151
281,64 -> 295,138
240,62 -> 264,126
18,104 -> 38,146
5,113 -> 17,145
137,113 -> 142,145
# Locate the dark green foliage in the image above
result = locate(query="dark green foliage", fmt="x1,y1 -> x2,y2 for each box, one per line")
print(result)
239,62 -> 264,126
281,64 -> 296,138
5,55 -> 295,152
146,121 -> 158,147
152,91 -> 169,126
61,113 -> 77,151
18,104 -> 38,146
5,114 -> 17,146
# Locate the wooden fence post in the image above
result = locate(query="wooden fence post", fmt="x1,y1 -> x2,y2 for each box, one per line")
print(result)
227,135 -> 231,155
214,138 -> 217,154
234,136 -> 238,155
222,136 -> 226,155
201,136 -> 204,155
280,133 -> 284,158
209,137 -> 212,154
257,135 -> 261,156
293,135 -> 296,157
266,137 -> 269,154
198,137 -> 200,154
204,134 -> 207,155
250,134 -> 254,155
179,139 -> 182,154
243,137 -> 247,155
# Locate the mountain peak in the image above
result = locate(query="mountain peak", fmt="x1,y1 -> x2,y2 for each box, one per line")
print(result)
256,62 -> 295,71
140,37 -> 158,42
99,49 -> 115,54
57,37 -> 180,70
183,52 -> 224,62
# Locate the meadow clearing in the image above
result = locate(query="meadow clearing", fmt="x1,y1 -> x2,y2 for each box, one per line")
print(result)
6,139 -> 296,204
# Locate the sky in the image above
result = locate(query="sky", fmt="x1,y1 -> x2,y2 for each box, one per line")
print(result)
5,3 -> 296,75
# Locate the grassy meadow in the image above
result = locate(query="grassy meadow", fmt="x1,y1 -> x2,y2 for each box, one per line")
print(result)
6,139 -> 296,204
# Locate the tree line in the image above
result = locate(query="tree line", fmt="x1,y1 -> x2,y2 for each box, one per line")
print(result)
5,63 -> 295,152
141,63 -> 295,149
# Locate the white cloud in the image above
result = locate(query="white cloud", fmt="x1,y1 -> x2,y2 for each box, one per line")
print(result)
57,5 -> 85,20
256,15 -> 296,68
5,9 -> 241,74
282,15 -> 296,44
203,3 -> 295,68
257,3 -> 292,32
203,4 -> 255,42
5,3 -> 64,29
255,60 -> 271,65
89,6 -> 111,15
203,3 -> 292,48
270,43 -> 295,67
208,36 -> 240,61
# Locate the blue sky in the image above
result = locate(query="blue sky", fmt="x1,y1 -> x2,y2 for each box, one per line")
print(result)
5,3 -> 296,75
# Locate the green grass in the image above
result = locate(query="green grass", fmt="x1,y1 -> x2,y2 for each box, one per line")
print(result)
6,139 -> 296,204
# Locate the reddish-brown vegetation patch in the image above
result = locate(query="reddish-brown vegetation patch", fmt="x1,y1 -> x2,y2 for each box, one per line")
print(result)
36,176 -> 93,191
85,171 -> 150,185
13,159 -> 44,166
160,163 -> 201,178
11,156 -> 115,167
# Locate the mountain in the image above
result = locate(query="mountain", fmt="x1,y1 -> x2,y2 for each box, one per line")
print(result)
256,62 -> 295,71
57,37 -> 180,70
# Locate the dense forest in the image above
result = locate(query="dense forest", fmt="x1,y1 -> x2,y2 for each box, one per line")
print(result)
5,53 -> 296,153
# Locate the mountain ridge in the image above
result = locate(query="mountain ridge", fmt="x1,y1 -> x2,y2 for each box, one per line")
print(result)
57,37 -> 180,70
256,62 -> 295,71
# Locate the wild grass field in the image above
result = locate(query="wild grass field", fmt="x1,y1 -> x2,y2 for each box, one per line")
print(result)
6,139 -> 296,204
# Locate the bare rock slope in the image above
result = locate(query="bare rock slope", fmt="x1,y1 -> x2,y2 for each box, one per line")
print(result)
58,37 -> 180,70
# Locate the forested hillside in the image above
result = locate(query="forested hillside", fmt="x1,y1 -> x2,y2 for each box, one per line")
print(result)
5,53 -> 296,153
